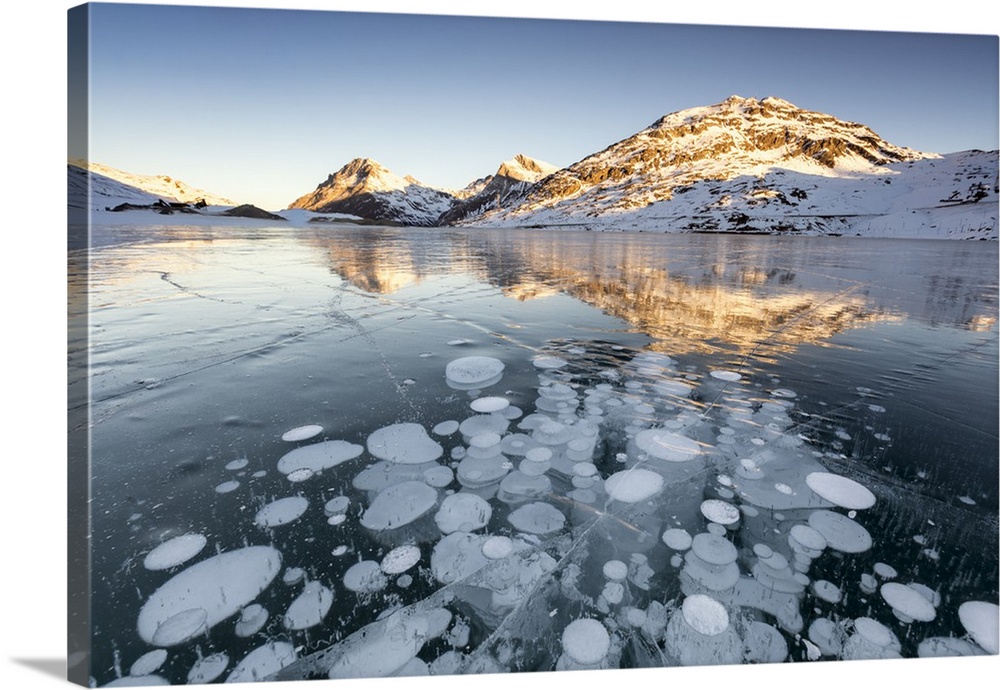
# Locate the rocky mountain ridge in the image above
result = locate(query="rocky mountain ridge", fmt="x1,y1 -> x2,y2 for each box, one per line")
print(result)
286,158 -> 457,227
463,96 -> 996,238
73,96 -> 997,238
438,154 -> 559,225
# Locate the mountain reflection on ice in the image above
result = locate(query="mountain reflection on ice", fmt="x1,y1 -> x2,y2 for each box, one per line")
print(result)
80,226 -> 998,686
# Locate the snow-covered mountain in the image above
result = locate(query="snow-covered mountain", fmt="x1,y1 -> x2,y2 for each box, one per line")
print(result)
463,96 -> 998,239
438,154 -> 559,225
70,160 -> 237,206
68,163 -> 164,215
286,158 -> 457,227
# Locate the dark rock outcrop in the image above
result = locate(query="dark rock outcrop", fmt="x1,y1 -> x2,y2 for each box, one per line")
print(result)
221,204 -> 286,220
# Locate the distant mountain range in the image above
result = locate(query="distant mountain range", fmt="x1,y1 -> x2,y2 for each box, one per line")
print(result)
69,160 -> 237,207
70,96 -> 998,238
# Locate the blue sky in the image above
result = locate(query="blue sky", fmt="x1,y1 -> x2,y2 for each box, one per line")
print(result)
78,1 -> 999,210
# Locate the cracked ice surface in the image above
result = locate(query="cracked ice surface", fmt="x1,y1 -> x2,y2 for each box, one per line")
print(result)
84,227 -> 998,685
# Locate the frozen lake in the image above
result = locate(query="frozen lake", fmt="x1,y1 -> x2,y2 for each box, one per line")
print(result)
70,224 -> 999,685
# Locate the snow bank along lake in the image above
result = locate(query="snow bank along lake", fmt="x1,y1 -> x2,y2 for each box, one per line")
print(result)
71,222 -> 999,685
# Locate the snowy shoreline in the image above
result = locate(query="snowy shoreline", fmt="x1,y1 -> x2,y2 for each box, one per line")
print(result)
76,205 -> 997,241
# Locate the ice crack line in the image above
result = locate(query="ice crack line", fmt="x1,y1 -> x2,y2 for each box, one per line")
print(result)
150,270 -> 233,304
327,286 -> 423,419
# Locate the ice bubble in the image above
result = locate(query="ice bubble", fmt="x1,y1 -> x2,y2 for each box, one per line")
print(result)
368,423 -> 443,465
503,405 -> 523,420
498,471 -> 551,501
958,601 -> 999,653
343,560 -> 388,594
753,543 -> 773,559
533,420 -> 573,445
252,470 -> 266,478
653,379 -> 694,399
635,429 -> 701,463
446,356 -> 505,388
907,582 -> 941,607
214,480 -> 240,494
282,567 -> 305,585
277,440 -> 363,476
771,388 -> 797,399
460,414 -> 510,438
352,461 -> 432,493
332,545 -> 349,557
432,420 -> 460,436
682,594 -> 730,635
470,396 -> 510,413
481,535 -> 514,560
807,618 -> 844,657
860,573 -> 878,594
706,523 -> 727,537
518,457 -> 550,477
812,580 -> 842,604
447,339 -> 470,346
849,617 -> 899,655
255,496 -> 309,528
283,581 -> 334,630
603,581 -> 625,604
605,468 -> 664,503
130,649 -> 168,677
469,432 -> 502,449
743,621 -> 788,663
499,433 -> 537,457
561,618 -> 610,665
431,532 -> 489,584
456,456 -> 509,488
187,653 -> 229,684
360,481 -> 438,531
324,496 -> 350,516
234,604 -> 268,638
533,355 -> 568,370
700,499 -> 740,525
434,492 -> 492,533
225,458 -> 249,471
789,524 -> 827,553
137,546 -> 281,646
873,562 -> 897,579
603,560 -> 628,581
281,424 -> 323,442
380,545 -> 422,574
327,514 -> 347,526
525,447 -> 553,463
690,533 -> 738,566
148,609 -> 209,648
422,465 -> 454,488
808,509 -> 872,554
958,495 -> 977,505
286,468 -> 314,483
226,641 -> 296,683
508,501 -> 566,535
709,370 -> 742,382
143,534 -> 208,571
805,472 -> 876,510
